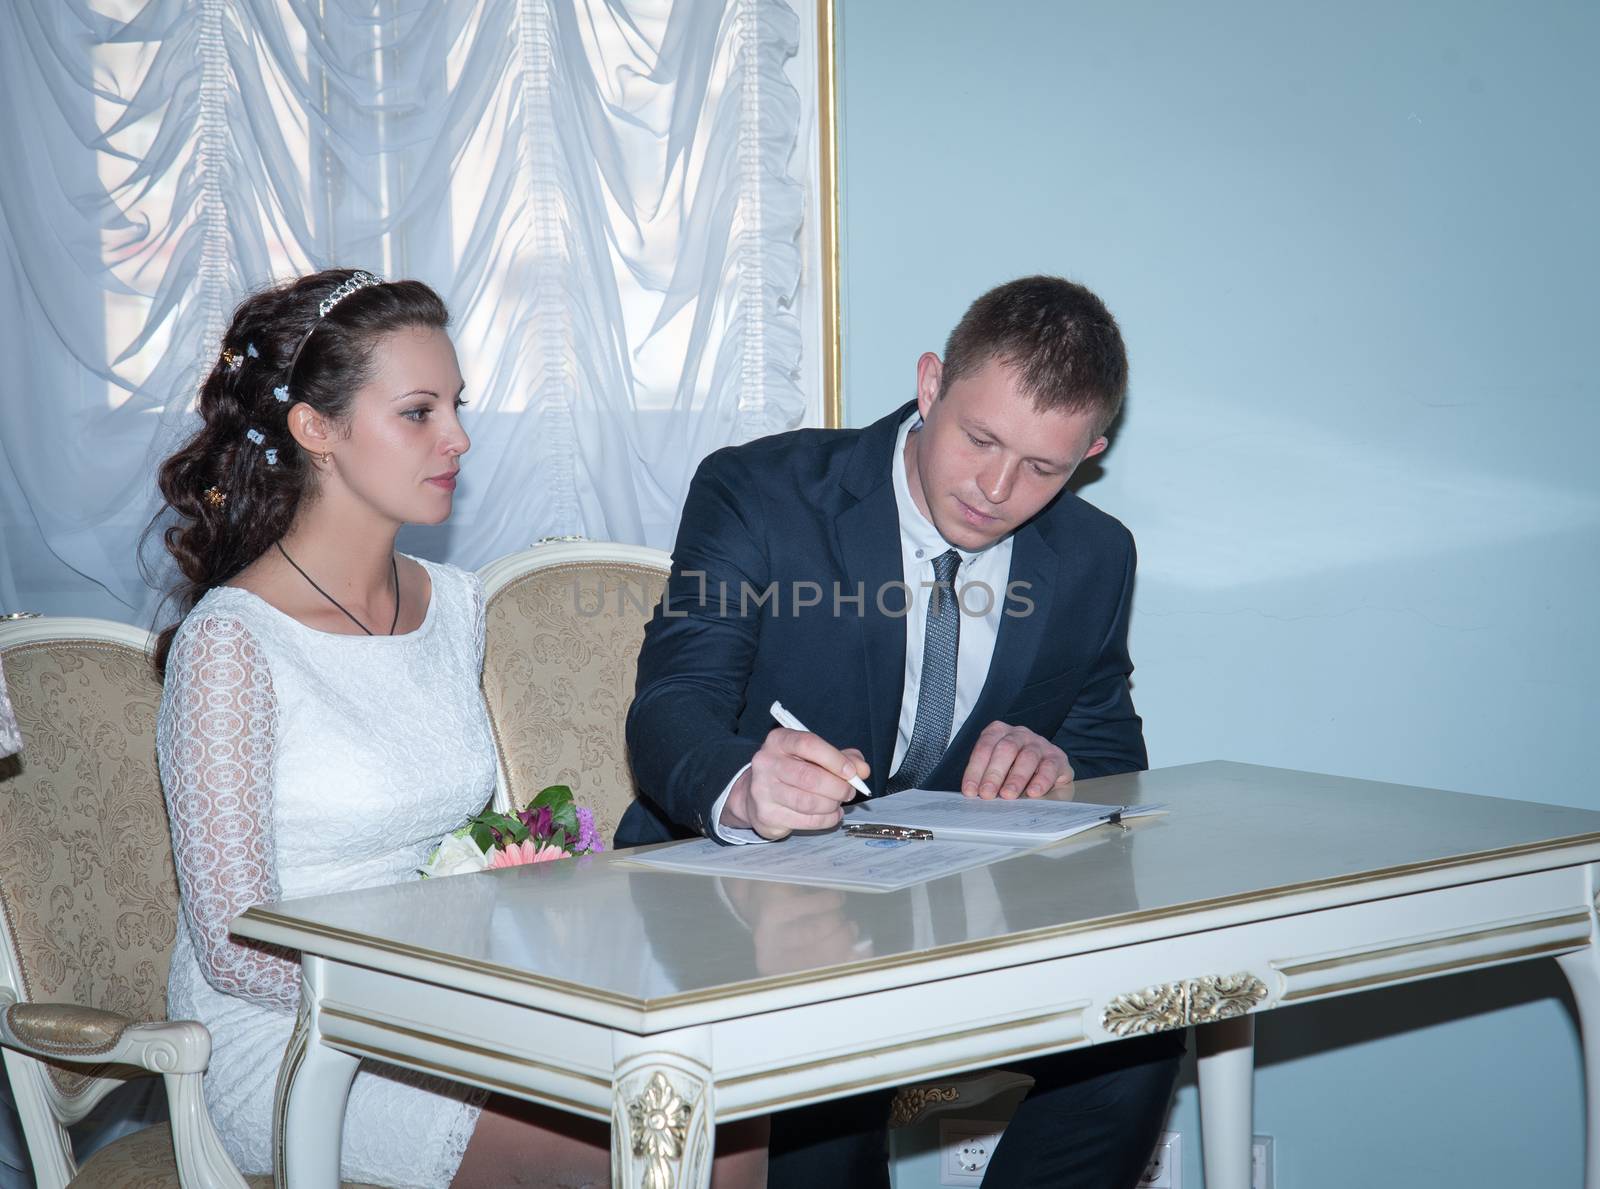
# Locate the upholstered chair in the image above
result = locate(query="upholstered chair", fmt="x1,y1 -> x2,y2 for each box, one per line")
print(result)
478,540 -> 671,836
474,542 -> 1027,1155
0,617 -> 377,1189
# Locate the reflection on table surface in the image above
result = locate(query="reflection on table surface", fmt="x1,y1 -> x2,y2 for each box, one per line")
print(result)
244,760 -> 1600,1003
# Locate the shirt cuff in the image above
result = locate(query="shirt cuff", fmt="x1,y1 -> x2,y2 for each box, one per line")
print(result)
709,763 -> 769,845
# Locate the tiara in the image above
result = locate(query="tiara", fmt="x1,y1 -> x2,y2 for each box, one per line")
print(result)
282,270 -> 385,397
318,271 -> 382,318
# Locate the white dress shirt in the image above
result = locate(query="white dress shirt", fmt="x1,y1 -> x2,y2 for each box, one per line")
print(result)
713,411 -> 1015,843
887,411 -> 1014,774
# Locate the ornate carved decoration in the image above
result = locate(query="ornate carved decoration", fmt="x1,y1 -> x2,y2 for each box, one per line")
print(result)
626,1070 -> 694,1189
1189,973 -> 1269,1023
1102,973 -> 1268,1037
888,1083 -> 961,1127
1102,983 -> 1187,1037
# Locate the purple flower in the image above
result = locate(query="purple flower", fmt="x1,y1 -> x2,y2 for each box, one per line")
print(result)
515,806 -> 555,839
575,806 -> 604,853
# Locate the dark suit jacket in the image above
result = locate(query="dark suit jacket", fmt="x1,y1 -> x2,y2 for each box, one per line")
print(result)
617,400 -> 1148,847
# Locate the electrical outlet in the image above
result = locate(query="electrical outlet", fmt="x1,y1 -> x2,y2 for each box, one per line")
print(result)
1134,1129 -> 1268,1187
1252,1135 -> 1274,1189
937,1118 -> 1007,1186
1137,1130 -> 1181,1188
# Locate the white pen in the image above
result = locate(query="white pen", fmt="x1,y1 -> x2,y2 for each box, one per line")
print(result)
768,700 -> 873,799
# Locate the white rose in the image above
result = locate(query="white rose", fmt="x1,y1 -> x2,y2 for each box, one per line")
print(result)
422,831 -> 491,878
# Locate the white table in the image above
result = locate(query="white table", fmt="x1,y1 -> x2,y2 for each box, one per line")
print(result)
234,762 -> 1600,1188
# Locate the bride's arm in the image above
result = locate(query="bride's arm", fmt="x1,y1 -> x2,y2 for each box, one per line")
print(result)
158,612 -> 300,1013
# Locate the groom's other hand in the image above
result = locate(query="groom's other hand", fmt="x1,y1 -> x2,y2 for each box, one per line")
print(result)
721,728 -> 869,840
961,721 -> 1074,800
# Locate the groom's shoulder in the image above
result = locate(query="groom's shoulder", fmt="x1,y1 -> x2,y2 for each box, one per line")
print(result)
1038,488 -> 1137,565
695,423 -> 865,493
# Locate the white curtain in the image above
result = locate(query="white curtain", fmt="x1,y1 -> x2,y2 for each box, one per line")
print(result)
0,0 -> 811,620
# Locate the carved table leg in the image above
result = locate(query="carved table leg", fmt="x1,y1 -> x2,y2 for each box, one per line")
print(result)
1559,946 -> 1600,1189
1196,1015 -> 1254,1189
274,964 -> 360,1189
611,1035 -> 715,1189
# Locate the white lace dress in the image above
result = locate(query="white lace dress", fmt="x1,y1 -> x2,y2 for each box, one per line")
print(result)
0,659 -> 19,758
158,558 -> 495,1186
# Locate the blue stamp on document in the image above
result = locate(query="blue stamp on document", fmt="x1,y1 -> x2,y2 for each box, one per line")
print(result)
863,838 -> 909,849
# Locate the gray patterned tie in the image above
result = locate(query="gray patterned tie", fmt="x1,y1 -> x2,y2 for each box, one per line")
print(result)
888,549 -> 962,794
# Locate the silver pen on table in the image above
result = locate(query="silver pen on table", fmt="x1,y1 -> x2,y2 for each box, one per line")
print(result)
768,700 -> 873,799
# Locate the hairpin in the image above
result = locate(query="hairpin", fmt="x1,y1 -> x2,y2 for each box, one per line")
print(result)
221,348 -> 242,370
203,486 -> 227,509
246,343 -> 259,358
273,385 -> 290,402
264,448 -> 279,466
246,428 -> 265,446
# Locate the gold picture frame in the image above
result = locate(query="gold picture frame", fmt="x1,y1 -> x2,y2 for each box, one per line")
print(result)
816,0 -> 843,428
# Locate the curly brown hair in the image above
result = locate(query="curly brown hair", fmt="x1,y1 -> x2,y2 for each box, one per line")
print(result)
150,269 -> 449,673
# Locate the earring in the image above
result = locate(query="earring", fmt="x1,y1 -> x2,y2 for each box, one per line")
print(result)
317,451 -> 333,466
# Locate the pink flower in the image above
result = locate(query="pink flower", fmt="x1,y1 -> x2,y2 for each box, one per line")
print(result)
488,840 -> 568,869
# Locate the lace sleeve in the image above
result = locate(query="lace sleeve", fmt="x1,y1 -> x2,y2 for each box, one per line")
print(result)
158,612 -> 299,1013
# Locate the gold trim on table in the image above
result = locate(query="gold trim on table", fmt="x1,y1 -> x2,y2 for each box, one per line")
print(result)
273,1001 -> 312,1189
237,833 -> 1600,1017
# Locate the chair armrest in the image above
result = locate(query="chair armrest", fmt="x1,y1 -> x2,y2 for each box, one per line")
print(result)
1,990 -> 247,1188
0,992 -> 212,1075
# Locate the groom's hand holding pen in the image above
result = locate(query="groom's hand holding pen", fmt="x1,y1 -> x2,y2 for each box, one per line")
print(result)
718,701 -> 872,841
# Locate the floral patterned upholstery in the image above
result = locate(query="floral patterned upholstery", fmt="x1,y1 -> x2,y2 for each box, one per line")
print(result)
68,1121 -> 380,1188
69,1123 -> 251,1189
481,559 -> 668,840
0,636 -> 176,1100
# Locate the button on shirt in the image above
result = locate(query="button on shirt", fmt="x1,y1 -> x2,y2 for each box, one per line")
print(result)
712,410 -> 1015,842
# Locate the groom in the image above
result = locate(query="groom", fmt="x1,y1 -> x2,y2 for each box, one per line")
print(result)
619,275 -> 1180,1189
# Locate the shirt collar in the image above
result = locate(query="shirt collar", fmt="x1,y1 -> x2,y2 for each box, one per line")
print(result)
891,410 -> 995,565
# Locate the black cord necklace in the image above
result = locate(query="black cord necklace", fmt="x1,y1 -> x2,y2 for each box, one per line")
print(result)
276,542 -> 400,636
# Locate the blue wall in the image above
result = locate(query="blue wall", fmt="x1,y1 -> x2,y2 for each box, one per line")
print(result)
837,2 -> 1600,1184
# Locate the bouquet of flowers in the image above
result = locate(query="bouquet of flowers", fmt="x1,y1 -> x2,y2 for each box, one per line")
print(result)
421,784 -> 605,878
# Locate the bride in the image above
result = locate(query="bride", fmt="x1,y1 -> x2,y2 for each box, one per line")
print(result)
152,269 -> 767,1187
